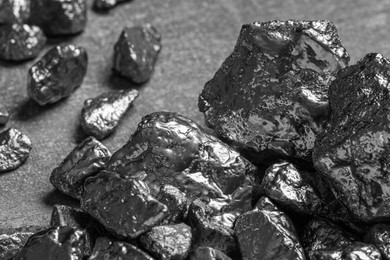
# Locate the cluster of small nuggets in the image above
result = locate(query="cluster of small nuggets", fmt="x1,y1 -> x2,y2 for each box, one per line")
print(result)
0,1 -> 161,172
197,19 -> 390,259
2,3 -> 390,260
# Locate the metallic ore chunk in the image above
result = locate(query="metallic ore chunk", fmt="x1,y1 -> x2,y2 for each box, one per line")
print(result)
187,199 -> 239,259
28,44 -> 88,106
29,0 -> 87,36
50,137 -> 111,199
234,196 -> 305,260
0,104 -> 9,125
113,24 -> 161,83
50,205 -> 106,256
81,170 -> 168,239
0,128 -> 32,172
81,90 -> 139,140
13,226 -> 87,260
304,174 -> 368,235
260,161 -> 323,215
0,23 -> 46,61
107,112 -> 257,225
310,243 -> 382,260
317,199 -> 370,236
313,53 -> 390,222
157,185 -> 189,225
0,0 -> 30,24
50,205 -> 95,228
301,219 -> 357,258
199,20 -> 349,164
0,232 -> 33,260
94,0 -> 130,11
189,247 -> 232,260
341,243 -> 382,260
365,224 -> 390,260
140,223 -> 192,260
89,237 -> 154,260
309,250 -> 342,260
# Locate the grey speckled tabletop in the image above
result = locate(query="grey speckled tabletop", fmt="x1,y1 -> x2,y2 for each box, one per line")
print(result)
1,0 -> 389,229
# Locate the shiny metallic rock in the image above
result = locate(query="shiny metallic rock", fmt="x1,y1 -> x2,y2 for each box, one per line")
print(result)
94,0 -> 116,10
316,199 -> 370,236
188,247 -> 232,260
81,90 -> 139,140
113,24 -> 161,83
107,112 -> 257,226
186,199 -> 239,259
0,104 -> 9,125
157,185 -> 189,225
0,23 -> 46,61
89,237 -> 154,260
364,224 -> 390,260
309,250 -> 342,260
50,137 -> 111,199
50,204 -> 99,229
260,161 -> 323,215
0,0 -> 30,24
305,173 -> 368,235
139,223 -> 192,260
199,20 -> 349,164
94,0 -> 130,10
29,0 -> 87,36
81,170 -> 168,239
0,232 -> 33,260
27,44 -> 88,106
13,226 -> 87,260
234,196 -> 305,260
50,205 -> 106,256
301,219 -> 357,258
341,243 -> 382,260
313,53 -> 390,222
316,193 -> 352,222
0,128 -> 31,172
310,243 -> 382,260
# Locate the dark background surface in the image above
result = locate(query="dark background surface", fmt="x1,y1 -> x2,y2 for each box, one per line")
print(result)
0,0 -> 389,229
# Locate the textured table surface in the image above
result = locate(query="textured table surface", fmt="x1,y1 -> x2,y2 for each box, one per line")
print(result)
1,0 -> 389,229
